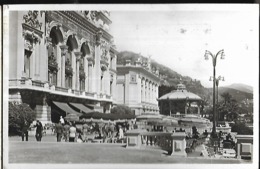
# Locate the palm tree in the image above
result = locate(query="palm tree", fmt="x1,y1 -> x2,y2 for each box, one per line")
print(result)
221,92 -> 232,105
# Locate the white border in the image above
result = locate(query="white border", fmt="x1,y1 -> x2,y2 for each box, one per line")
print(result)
2,4 -> 259,169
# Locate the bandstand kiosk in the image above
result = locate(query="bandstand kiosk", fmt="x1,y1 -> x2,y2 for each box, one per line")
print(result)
158,83 -> 202,117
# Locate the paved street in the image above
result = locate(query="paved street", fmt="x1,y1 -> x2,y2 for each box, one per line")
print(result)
8,136 -> 244,164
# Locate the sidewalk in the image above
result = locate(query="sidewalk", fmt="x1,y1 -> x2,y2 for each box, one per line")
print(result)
8,139 -> 244,164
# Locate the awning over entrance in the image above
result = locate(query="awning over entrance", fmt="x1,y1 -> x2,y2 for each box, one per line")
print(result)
53,101 -> 81,115
69,103 -> 92,114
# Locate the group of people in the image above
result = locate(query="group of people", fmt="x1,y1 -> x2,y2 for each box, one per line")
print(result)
20,116 -> 134,143
54,116 -> 129,143
21,120 -> 43,142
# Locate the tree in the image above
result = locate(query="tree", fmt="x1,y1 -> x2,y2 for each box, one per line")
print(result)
217,93 -> 239,121
9,102 -> 36,136
221,92 -> 232,105
231,122 -> 253,135
111,105 -> 133,115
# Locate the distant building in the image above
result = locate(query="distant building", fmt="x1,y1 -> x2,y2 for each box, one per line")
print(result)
8,11 -> 118,124
115,58 -> 160,115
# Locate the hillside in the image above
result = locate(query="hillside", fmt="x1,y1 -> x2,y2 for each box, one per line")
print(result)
226,83 -> 253,94
217,87 -> 253,102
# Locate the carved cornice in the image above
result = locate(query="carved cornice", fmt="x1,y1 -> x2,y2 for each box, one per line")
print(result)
96,11 -> 112,25
22,23 -> 43,44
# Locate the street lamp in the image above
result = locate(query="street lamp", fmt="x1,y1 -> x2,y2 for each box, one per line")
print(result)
204,49 -> 225,138
210,76 -> 225,124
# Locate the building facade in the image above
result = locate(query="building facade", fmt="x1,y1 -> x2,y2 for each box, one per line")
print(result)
115,59 -> 160,116
8,11 -> 118,124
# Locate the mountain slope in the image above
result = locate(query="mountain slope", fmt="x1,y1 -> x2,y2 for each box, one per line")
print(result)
226,83 -> 253,94
217,87 -> 253,102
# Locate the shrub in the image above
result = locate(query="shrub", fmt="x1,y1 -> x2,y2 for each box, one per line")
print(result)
111,105 -> 133,115
231,122 -> 253,135
9,102 -> 36,136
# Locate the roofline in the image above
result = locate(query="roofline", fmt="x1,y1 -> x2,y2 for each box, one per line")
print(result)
117,65 -> 161,82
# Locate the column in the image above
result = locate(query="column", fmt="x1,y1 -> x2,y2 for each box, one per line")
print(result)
71,51 -> 76,90
88,61 -> 93,92
29,46 -> 35,79
197,102 -> 201,115
55,45 -> 62,86
60,45 -> 68,88
141,79 -> 143,102
94,30 -> 102,94
84,56 -> 88,92
237,143 -> 241,159
34,43 -> 40,80
74,52 -> 82,91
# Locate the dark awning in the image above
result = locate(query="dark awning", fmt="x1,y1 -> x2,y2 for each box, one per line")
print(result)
53,101 -> 81,115
69,103 -> 92,114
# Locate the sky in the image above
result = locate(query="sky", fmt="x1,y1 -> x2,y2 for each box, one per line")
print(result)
109,5 -> 259,88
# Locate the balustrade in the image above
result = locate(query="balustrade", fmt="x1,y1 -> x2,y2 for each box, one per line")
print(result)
55,86 -> 69,93
126,130 -> 187,157
32,80 -> 45,87
72,89 -> 80,96
85,92 -> 95,97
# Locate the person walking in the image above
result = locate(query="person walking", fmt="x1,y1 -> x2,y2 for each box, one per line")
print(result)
35,120 -> 43,142
82,122 -> 89,142
69,122 -> 77,142
63,122 -> 70,142
60,116 -> 65,125
55,121 -> 64,142
21,121 -> 29,141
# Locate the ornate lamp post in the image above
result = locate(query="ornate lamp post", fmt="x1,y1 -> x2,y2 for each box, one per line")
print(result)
210,76 -> 225,124
204,49 -> 225,138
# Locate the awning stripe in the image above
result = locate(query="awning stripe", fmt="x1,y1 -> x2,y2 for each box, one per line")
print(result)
53,101 -> 81,115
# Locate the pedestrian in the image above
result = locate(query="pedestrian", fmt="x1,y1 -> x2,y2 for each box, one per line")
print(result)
35,120 -> 43,142
60,116 -> 65,125
82,122 -> 89,142
63,121 -> 70,142
55,121 -> 64,142
118,125 -> 124,140
69,122 -> 77,142
21,121 -> 29,141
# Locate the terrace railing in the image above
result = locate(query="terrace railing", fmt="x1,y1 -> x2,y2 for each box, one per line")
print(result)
32,80 -> 45,88
126,130 -> 187,157
55,86 -> 69,93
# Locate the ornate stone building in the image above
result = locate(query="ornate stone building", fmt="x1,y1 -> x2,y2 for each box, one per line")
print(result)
115,58 -> 160,115
8,11 -> 118,124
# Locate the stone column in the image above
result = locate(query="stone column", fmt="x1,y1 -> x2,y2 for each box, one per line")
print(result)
71,51 -> 76,90
75,52 -> 82,91
88,60 -> 93,92
94,31 -> 102,95
237,143 -> 241,159
17,12 -> 25,79
55,45 -> 62,87
34,42 -> 40,80
29,45 -> 36,79
60,45 -> 68,88
84,56 -> 88,92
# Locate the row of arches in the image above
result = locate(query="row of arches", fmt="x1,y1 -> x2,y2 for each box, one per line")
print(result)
49,23 -> 92,56
47,22 -> 95,92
